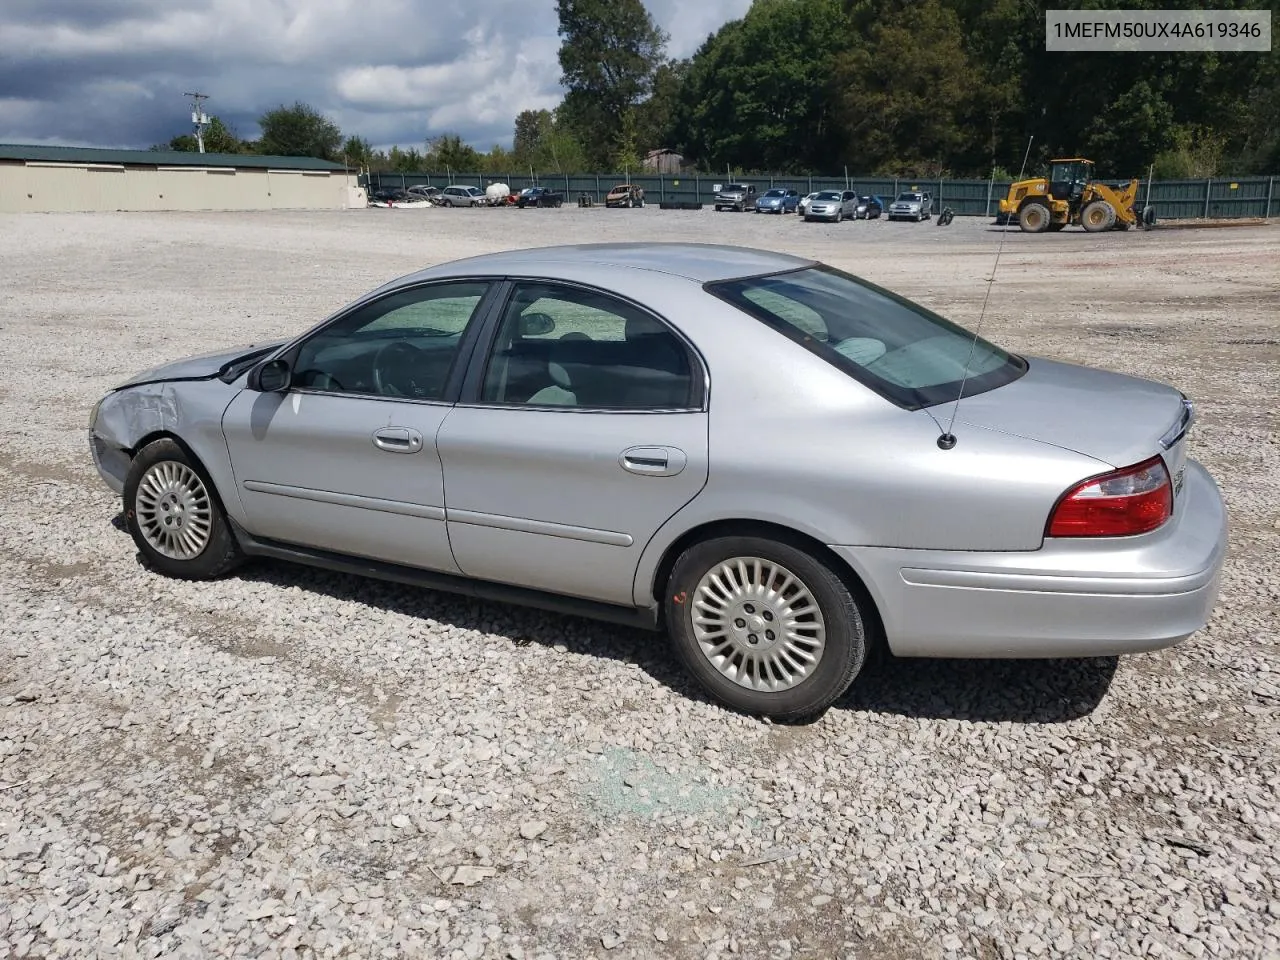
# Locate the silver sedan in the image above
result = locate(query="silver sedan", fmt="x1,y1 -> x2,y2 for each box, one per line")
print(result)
89,243 -> 1227,720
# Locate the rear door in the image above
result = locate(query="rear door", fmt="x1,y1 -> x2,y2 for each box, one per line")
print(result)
437,279 -> 709,606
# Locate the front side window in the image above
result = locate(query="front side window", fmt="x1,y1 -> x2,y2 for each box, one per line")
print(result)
706,266 -> 1025,409
292,281 -> 490,400
480,282 -> 697,410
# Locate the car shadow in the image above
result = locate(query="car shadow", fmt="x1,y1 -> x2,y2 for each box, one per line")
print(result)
111,515 -> 1118,728
834,652 -> 1119,725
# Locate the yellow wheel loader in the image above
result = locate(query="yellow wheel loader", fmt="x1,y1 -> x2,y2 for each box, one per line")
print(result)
998,158 -> 1156,233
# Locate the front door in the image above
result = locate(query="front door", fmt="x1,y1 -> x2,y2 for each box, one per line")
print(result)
222,279 -> 495,572
437,279 -> 710,606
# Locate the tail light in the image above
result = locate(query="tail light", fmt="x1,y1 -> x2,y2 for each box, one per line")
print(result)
1047,455 -> 1173,537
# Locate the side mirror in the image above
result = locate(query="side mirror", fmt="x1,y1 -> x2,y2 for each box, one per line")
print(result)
520,312 -> 556,337
252,358 -> 292,392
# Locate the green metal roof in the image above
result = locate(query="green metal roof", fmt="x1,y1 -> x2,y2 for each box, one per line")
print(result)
0,143 -> 347,171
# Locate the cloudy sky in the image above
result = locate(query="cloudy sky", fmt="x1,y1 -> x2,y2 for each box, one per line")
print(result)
0,0 -> 751,152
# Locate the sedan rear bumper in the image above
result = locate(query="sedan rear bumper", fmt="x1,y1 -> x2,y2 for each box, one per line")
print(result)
831,458 -> 1228,658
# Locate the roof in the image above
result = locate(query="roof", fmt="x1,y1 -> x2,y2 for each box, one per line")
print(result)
404,242 -> 815,285
0,143 -> 347,171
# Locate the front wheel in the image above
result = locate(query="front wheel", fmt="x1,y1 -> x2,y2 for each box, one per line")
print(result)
665,536 -> 870,721
124,438 -> 242,580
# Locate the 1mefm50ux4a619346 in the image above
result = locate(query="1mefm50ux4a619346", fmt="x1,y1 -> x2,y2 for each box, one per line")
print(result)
89,243 -> 1227,721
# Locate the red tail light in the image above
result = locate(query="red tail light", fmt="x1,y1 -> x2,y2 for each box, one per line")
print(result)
1047,455 -> 1173,537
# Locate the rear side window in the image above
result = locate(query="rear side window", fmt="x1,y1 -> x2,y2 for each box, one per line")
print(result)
705,265 -> 1026,409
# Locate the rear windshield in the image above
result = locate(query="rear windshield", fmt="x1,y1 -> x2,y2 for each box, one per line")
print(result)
705,265 -> 1026,409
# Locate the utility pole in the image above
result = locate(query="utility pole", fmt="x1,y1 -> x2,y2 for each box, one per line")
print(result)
184,92 -> 210,153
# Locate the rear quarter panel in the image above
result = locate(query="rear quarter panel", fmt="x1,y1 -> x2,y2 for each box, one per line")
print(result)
600,278 -> 1111,606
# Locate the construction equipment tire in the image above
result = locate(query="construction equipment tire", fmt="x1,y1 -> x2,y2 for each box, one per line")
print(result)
1081,200 -> 1116,232
1019,202 -> 1051,233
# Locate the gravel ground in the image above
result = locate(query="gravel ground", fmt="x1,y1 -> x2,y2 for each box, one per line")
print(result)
1,207 -> 1278,960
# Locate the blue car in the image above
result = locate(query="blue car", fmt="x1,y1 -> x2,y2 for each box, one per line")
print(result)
754,188 -> 800,214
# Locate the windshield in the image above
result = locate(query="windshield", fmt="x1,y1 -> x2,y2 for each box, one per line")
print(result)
705,265 -> 1026,409
763,190 -> 784,198
896,193 -> 921,202
723,184 -> 747,191
815,191 -> 841,200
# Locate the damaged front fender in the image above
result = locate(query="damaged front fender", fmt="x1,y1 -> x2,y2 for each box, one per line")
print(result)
88,379 -> 247,525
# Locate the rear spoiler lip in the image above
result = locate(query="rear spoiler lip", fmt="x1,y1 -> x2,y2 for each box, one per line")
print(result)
1159,395 -> 1196,451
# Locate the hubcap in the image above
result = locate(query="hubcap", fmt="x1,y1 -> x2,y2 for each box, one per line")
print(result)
691,557 -> 826,692
134,461 -> 213,560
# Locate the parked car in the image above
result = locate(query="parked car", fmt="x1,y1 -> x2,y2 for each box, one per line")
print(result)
804,190 -> 856,222
887,191 -> 933,221
406,185 -> 442,202
854,195 -> 883,219
606,184 -> 646,208
714,183 -> 757,212
368,188 -> 433,209
517,186 -> 565,208
754,189 -> 800,214
439,185 -> 486,207
797,191 -> 821,216
88,243 -> 1226,721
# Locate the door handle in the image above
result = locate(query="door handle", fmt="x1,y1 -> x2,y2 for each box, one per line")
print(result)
620,446 -> 687,477
372,427 -> 424,454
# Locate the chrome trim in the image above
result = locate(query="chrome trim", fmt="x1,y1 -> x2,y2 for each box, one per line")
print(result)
1159,396 -> 1195,450
446,508 -> 633,547
242,480 -> 446,521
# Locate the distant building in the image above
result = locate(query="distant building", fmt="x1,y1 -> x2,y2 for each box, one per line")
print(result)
0,144 -> 364,213
643,148 -> 684,174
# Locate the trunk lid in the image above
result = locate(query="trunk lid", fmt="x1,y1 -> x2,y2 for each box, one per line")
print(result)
950,356 -> 1190,470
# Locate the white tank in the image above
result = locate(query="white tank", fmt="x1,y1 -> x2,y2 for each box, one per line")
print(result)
485,182 -> 511,204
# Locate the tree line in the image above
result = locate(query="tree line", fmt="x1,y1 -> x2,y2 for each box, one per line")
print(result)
159,0 -> 1279,180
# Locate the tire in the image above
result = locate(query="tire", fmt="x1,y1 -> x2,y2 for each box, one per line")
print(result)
124,438 -> 242,581
664,535 -> 870,721
1081,199 -> 1116,232
836,210 -> 843,223
625,198 -> 632,208
1019,201 -> 1051,233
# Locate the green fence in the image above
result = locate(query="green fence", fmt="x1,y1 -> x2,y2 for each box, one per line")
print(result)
363,171 -> 1279,220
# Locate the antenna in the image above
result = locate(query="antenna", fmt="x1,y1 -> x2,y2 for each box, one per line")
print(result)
935,135 -> 1034,451
184,92 -> 210,153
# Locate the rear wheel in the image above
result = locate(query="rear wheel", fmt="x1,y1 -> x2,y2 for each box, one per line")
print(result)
124,438 -> 242,581
665,536 -> 870,721
1081,199 -> 1116,232
1019,201 -> 1051,233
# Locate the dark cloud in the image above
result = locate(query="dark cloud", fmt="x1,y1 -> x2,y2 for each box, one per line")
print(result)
0,0 -> 751,151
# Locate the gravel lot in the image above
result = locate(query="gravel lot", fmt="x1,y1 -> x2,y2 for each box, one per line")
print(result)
1,206 -> 1278,960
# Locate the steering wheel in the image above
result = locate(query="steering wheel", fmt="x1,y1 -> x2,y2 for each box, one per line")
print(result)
372,340 -> 425,397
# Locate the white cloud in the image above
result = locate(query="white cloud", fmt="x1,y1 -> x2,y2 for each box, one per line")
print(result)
0,0 -> 753,152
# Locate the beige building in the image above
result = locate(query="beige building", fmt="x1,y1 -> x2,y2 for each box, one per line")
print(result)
0,144 -> 365,213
